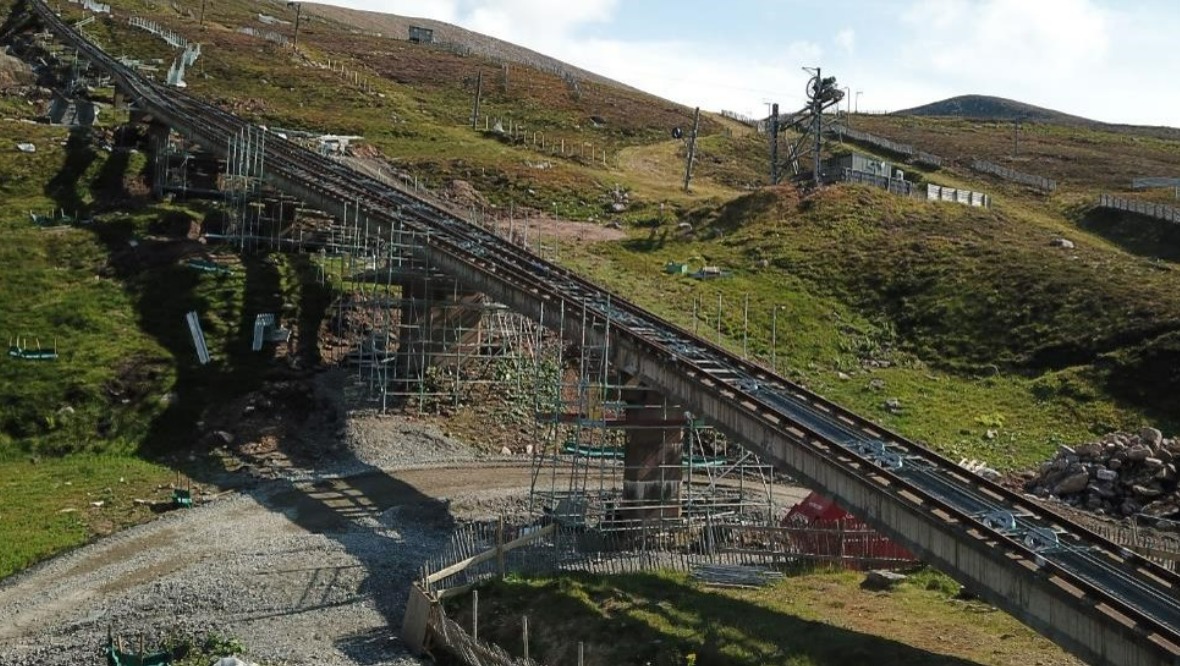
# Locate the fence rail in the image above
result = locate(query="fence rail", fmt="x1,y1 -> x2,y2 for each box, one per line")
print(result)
1098,194 -> 1180,224
970,159 -> 1056,193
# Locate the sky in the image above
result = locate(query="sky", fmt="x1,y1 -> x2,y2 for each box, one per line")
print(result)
309,0 -> 1180,127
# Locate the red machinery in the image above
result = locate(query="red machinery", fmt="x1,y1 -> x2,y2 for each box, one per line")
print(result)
782,492 -> 916,569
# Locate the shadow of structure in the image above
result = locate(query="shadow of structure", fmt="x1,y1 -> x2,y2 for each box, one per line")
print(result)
1078,205 -> 1180,263
450,571 -> 986,666
43,124 -> 459,660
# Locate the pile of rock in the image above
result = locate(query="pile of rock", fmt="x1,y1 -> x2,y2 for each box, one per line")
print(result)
1024,428 -> 1180,519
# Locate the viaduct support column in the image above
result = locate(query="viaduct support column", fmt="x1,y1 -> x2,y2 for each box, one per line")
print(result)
394,277 -> 485,396
621,386 -> 683,522
146,120 -> 170,199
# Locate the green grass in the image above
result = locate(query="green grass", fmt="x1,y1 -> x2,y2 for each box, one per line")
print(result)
447,569 -> 1073,666
560,183 -> 1178,467
0,454 -> 177,579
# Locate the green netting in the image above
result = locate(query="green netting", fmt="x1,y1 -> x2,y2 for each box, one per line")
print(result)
105,638 -> 172,666
185,259 -> 233,275
562,442 -> 623,459
560,442 -> 727,467
7,345 -> 57,361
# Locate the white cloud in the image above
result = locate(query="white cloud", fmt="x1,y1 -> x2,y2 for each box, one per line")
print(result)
900,0 -> 1110,79
464,0 -> 617,46
834,28 -> 855,56
541,37 -> 824,118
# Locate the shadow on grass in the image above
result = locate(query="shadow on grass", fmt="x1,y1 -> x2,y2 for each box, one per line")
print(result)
1077,206 -> 1180,263
452,571 -> 983,666
42,124 -> 457,657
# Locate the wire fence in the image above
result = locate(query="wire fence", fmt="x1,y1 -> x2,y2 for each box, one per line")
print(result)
1097,194 -> 1180,224
971,159 -> 1056,193
236,26 -> 290,47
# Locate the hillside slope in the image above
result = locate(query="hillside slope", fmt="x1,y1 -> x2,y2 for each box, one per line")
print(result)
302,2 -> 636,92
897,95 -> 1092,124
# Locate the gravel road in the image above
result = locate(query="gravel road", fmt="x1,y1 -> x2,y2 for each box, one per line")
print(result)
0,410 -> 542,666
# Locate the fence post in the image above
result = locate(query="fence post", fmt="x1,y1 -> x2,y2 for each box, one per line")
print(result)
472,588 -> 479,642
496,516 -> 506,578
522,615 -> 529,660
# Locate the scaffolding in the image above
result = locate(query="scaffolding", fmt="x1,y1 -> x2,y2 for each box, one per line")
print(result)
525,297 -> 778,534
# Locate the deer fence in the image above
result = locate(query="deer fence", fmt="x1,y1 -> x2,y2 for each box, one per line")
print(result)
832,125 -> 944,168
1097,194 -> 1180,224
970,159 -> 1056,193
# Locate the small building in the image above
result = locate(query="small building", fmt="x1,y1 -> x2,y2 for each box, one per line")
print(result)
826,152 -> 896,179
408,26 -> 434,44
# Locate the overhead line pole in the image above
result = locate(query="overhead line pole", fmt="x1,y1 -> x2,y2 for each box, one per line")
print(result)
287,2 -> 302,48
471,70 -> 483,130
769,102 -> 779,185
683,106 -> 700,192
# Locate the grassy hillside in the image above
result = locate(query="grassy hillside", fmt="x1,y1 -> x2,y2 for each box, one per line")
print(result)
1,0 -> 1178,584
851,114 -> 1180,193
562,182 -> 1178,467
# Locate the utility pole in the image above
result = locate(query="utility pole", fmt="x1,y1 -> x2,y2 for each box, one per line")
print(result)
810,68 -> 823,188
471,70 -> 483,130
287,2 -> 302,48
769,102 -> 779,185
683,106 -> 701,192
199,0 -> 207,28
1013,120 -> 1021,156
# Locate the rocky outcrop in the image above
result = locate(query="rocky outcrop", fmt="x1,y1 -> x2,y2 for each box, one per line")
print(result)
1023,430 -> 1180,520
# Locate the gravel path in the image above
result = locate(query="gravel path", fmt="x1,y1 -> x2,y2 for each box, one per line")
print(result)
0,408 -> 541,666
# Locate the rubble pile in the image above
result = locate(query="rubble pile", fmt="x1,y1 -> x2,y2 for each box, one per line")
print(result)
1024,428 -> 1180,520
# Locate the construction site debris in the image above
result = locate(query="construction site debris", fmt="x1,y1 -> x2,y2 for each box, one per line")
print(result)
690,563 -> 784,588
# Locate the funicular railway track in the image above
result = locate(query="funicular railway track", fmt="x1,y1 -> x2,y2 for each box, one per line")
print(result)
23,1 -> 1180,663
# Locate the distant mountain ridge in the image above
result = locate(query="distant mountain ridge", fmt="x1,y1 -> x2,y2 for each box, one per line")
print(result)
897,95 -> 1093,124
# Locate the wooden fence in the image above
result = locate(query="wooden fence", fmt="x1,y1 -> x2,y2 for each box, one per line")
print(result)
404,517 -> 919,663
971,159 -> 1056,193
1097,194 -> 1180,224
1088,521 -> 1180,570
